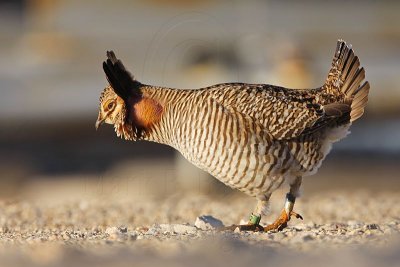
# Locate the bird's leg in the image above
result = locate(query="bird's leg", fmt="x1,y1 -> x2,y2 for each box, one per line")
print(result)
264,177 -> 303,232
224,196 -> 270,232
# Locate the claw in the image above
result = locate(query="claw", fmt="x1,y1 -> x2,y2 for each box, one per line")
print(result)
264,209 -> 303,232
290,211 -> 303,220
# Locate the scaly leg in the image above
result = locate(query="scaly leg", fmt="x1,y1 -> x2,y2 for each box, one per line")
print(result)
264,176 -> 303,232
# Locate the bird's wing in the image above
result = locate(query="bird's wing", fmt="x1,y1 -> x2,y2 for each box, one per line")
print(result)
207,84 -> 350,140
261,96 -> 351,139
200,96 -> 274,142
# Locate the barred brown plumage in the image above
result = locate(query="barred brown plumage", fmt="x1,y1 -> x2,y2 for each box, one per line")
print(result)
96,40 -> 370,232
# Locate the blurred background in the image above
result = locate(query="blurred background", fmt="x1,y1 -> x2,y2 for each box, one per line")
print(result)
0,0 -> 399,202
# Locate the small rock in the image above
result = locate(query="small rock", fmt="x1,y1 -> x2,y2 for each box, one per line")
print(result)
105,227 -> 120,236
293,224 -> 308,231
285,231 -> 296,237
105,226 -> 126,240
195,215 -> 224,230
349,229 -> 363,235
347,220 -> 363,229
158,224 -> 174,234
61,232 -> 70,241
173,224 -> 197,234
118,226 -> 128,233
146,225 -> 161,235
91,227 -> 100,233
364,224 -> 380,230
136,226 -> 149,232
323,224 -> 340,231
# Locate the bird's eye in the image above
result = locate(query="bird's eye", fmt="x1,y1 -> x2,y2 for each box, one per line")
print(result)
107,102 -> 114,110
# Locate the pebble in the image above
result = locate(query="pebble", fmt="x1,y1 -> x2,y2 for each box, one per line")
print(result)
194,215 -> 224,230
105,227 -> 120,236
105,227 -> 127,240
145,225 -> 160,235
129,233 -> 138,241
119,226 -> 128,233
347,220 -> 363,229
364,224 -> 380,230
173,224 -> 198,235
293,224 -> 308,231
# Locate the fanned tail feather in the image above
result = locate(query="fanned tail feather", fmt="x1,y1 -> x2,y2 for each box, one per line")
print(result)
325,40 -> 370,122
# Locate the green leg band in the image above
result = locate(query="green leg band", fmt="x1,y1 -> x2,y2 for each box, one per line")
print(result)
249,213 -> 261,225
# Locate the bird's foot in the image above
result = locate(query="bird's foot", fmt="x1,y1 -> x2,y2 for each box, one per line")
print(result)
264,209 -> 303,232
222,213 -> 263,232
223,223 -> 264,232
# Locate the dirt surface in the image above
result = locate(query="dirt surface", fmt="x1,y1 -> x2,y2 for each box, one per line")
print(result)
0,181 -> 399,267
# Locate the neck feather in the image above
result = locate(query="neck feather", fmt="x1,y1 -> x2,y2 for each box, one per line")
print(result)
114,86 -> 198,145
114,104 -> 139,140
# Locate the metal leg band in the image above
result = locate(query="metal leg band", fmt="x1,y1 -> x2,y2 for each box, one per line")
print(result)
284,193 -> 295,214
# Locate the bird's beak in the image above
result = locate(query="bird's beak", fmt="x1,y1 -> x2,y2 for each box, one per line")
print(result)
95,114 -> 105,130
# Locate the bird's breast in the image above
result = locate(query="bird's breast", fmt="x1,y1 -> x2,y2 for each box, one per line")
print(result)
171,99 -> 291,197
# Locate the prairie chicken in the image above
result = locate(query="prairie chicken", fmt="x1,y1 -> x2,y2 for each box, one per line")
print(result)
96,40 -> 369,231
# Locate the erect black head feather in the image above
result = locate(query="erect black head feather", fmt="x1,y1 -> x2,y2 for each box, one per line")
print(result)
102,51 -> 141,101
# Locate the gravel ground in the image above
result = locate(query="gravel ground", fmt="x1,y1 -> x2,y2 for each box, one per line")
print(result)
0,183 -> 399,267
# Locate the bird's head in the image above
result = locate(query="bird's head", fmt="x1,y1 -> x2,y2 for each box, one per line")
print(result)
95,86 -> 125,130
95,84 -> 140,140
95,51 -> 156,141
